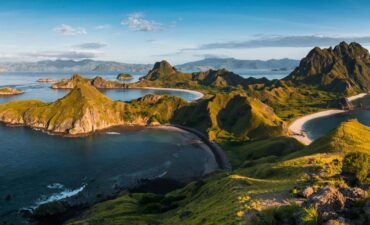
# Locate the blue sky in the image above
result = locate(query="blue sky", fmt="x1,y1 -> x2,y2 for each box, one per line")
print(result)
1,0 -> 370,64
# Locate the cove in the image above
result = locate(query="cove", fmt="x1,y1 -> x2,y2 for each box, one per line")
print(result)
0,124 -> 218,223
303,109 -> 370,141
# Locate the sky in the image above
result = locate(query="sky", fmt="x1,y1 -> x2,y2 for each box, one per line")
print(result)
1,0 -> 370,64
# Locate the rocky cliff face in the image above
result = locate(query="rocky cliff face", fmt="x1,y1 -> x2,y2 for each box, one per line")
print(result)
52,74 -> 128,89
285,42 -> 370,95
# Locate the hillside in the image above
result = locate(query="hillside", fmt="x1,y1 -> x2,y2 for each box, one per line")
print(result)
285,42 -> 370,95
172,92 -> 287,141
176,57 -> 299,72
66,120 -> 370,225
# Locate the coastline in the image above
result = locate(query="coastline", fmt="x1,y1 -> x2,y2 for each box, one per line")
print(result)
150,125 -> 232,171
135,87 -> 204,100
288,92 -> 370,145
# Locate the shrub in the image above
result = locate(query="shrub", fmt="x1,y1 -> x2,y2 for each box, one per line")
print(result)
300,207 -> 319,225
342,152 -> 370,185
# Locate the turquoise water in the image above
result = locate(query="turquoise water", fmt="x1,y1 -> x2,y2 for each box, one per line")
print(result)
0,72 -> 200,103
303,109 -> 370,141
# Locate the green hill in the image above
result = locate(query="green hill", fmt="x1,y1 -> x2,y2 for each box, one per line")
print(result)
173,92 -> 287,141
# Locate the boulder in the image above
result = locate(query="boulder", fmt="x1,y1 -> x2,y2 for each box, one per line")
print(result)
340,187 -> 368,207
301,186 -> 315,198
307,185 -> 346,215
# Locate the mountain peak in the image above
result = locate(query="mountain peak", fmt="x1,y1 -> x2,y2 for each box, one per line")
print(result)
285,42 -> 370,94
152,60 -> 178,73
139,60 -> 190,83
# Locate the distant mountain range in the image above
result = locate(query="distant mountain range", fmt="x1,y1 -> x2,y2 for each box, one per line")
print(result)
176,58 -> 299,71
0,58 -> 299,73
0,59 -> 152,73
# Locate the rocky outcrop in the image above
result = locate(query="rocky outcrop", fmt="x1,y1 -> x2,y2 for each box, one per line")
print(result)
51,74 -> 128,89
285,42 -> 370,95
0,87 -> 24,95
305,185 -> 369,224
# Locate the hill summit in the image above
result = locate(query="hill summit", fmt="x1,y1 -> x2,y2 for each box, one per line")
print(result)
285,42 -> 370,95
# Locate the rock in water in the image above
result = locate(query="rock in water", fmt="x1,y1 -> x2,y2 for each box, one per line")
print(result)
0,87 -> 24,95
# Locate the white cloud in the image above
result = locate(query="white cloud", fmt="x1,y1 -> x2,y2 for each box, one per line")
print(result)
121,13 -> 162,32
53,24 -> 87,36
72,42 -> 108,49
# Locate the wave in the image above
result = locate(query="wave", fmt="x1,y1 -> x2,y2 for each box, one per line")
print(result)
34,184 -> 86,207
105,131 -> 120,135
47,183 -> 64,189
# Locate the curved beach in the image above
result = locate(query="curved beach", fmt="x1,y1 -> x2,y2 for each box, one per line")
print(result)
136,87 -> 204,100
152,125 -> 231,171
289,92 -> 370,145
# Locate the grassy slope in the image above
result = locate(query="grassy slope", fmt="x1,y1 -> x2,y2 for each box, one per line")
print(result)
173,92 -> 287,142
66,120 -> 370,225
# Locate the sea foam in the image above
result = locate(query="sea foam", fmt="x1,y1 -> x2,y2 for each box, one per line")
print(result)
34,184 -> 86,207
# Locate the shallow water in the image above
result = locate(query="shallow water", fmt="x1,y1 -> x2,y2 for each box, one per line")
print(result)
303,110 -> 370,141
0,72 -> 200,103
0,125 -> 218,223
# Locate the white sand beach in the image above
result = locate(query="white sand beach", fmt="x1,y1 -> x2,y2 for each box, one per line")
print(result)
138,87 -> 204,100
288,92 -> 370,145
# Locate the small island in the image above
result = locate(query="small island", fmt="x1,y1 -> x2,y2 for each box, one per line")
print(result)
117,73 -> 134,81
0,87 -> 24,95
37,78 -> 59,83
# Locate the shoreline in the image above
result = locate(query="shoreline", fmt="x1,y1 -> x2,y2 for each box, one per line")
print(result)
134,87 -> 204,100
288,92 -> 370,145
147,124 -> 231,171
